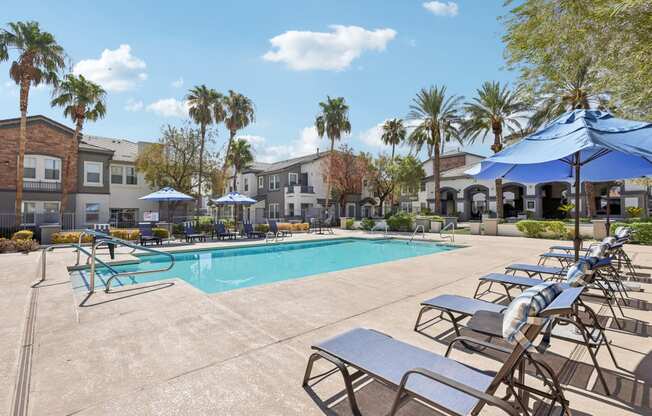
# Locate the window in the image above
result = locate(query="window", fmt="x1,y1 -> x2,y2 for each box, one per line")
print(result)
85,203 -> 100,224
244,177 -> 249,192
363,179 -> 368,188
269,174 -> 280,190
43,202 -> 60,223
420,181 -> 426,192
288,203 -> 294,217
24,157 -> 36,179
22,202 -> 36,224
44,158 -> 60,180
288,172 -> 298,185
268,203 -> 279,219
346,203 -> 356,218
84,161 -> 103,186
258,176 -> 264,189
110,208 -> 138,227
125,166 -> 137,185
111,166 -> 124,184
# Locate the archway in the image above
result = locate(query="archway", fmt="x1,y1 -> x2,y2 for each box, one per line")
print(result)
536,182 -> 570,219
440,187 -> 457,217
593,182 -> 623,216
502,183 -> 525,218
463,185 -> 489,220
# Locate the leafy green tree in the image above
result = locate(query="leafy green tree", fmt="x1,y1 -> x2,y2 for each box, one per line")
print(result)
315,96 -> 352,211
0,21 -> 66,220
222,90 -> 255,174
368,155 -> 425,216
51,74 -> 107,213
462,81 -> 526,217
381,118 -> 406,159
407,86 -> 462,214
187,85 -> 223,208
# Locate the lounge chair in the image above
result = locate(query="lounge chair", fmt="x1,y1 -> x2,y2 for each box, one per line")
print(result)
92,223 -> 115,259
214,222 -> 236,240
305,284 -> 578,416
322,216 -> 335,234
183,221 -> 207,243
242,222 -> 264,239
423,263 -> 617,394
138,222 -> 163,246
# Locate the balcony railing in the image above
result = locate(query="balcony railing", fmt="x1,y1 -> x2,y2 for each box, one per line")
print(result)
23,181 -> 62,193
286,185 -> 314,194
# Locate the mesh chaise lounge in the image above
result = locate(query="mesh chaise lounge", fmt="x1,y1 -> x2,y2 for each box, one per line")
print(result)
304,284 -> 579,416
138,222 -> 163,246
183,221 -> 207,242
214,222 -> 236,240
242,222 -> 265,239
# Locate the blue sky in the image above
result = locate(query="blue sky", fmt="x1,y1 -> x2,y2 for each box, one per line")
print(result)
1,1 -> 517,162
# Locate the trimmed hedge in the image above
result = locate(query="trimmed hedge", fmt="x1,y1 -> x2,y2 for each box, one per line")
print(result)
610,222 -> 652,245
361,218 -> 375,231
0,237 -> 39,253
387,212 -> 414,232
516,220 -> 568,239
12,230 -> 34,240
51,232 -> 93,244
345,219 -> 355,230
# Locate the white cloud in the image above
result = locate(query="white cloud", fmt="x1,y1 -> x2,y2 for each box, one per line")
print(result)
359,123 -> 386,148
73,44 -> 147,92
263,25 -> 397,71
239,126 -> 328,163
124,98 -> 144,112
146,98 -> 189,118
171,77 -> 184,88
423,1 -> 459,16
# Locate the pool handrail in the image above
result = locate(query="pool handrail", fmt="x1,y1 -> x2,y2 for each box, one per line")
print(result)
440,222 -> 455,243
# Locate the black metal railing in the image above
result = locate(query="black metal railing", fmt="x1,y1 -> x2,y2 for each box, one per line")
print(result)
286,185 -> 314,194
23,181 -> 62,192
0,212 -> 75,240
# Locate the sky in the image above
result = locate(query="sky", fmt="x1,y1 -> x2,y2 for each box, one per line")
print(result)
1,0 -> 518,162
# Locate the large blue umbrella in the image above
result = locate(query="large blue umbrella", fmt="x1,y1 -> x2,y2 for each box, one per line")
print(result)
468,110 -> 652,259
211,192 -> 257,227
139,187 -> 194,221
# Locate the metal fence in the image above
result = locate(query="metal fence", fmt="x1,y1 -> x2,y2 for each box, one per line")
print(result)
0,212 -> 75,240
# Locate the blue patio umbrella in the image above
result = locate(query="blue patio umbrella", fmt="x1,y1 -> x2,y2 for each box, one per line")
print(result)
467,110 -> 652,259
210,192 -> 257,228
139,187 -> 194,222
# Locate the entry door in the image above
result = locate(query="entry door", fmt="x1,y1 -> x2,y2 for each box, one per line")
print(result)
346,203 -> 356,218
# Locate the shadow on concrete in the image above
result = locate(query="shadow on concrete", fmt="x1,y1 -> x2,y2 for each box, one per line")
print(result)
78,282 -> 175,307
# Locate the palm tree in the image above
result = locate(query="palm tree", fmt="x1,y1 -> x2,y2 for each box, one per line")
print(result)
462,81 -> 526,218
226,138 -> 253,227
187,85 -> 222,210
222,90 -> 255,174
51,74 -> 107,215
407,86 -> 462,215
381,118 -> 406,159
315,96 -> 352,213
0,21 -> 66,221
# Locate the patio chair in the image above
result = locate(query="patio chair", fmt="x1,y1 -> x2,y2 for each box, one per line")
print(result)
242,222 -> 264,239
268,220 -> 290,238
214,222 -> 237,240
321,216 -> 335,234
183,221 -> 207,243
304,283 -> 577,416
92,223 -> 115,259
138,222 -> 163,246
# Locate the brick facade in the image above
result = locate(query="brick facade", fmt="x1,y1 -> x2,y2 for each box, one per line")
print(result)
0,117 -> 78,191
439,154 -> 467,172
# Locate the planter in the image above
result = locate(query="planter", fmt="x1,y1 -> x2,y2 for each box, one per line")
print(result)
442,217 -> 458,229
431,221 -> 442,233
592,219 -> 608,240
415,218 -> 431,232
469,222 -> 482,235
483,218 -> 499,236
39,224 -> 61,245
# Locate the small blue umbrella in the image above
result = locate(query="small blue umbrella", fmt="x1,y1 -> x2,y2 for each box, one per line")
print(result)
211,192 -> 257,228
139,187 -> 194,221
468,109 -> 652,259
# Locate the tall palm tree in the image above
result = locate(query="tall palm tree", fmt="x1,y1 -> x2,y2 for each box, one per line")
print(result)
381,118 -> 406,159
51,74 -> 107,215
187,85 -> 222,210
462,81 -> 526,218
222,90 -> 255,174
408,86 -> 462,215
226,138 -> 253,227
315,96 -> 352,213
0,21 -> 66,221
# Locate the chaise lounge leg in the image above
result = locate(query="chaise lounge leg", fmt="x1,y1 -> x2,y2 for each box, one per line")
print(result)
302,352 -> 362,416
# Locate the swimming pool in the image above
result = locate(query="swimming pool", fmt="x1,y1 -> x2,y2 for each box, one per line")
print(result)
71,238 -> 459,294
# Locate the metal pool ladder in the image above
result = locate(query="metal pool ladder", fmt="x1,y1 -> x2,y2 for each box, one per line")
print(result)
440,222 -> 456,243
40,229 -> 175,295
409,225 -> 425,243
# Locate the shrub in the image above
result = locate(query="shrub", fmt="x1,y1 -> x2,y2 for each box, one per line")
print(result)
516,220 -> 549,238
546,221 -> 568,239
51,232 -> 93,244
610,222 -> 652,245
255,224 -> 269,233
152,227 -> 170,238
387,212 -> 413,232
278,223 -> 292,231
172,224 -> 184,236
627,206 -> 643,218
360,218 -> 375,231
0,238 -> 14,253
0,237 -> 39,253
109,229 -> 140,241
345,219 -> 355,230
290,223 -> 309,232
12,230 -> 34,240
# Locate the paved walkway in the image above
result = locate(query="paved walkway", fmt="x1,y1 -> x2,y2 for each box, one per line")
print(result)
2,232 -> 651,415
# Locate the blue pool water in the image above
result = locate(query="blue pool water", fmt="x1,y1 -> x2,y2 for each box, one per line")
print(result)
71,238 -> 459,294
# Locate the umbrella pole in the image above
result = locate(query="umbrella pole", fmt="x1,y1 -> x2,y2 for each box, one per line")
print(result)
574,152 -> 581,262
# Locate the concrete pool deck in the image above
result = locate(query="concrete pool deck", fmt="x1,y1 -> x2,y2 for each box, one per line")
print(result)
2,231 -> 652,415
